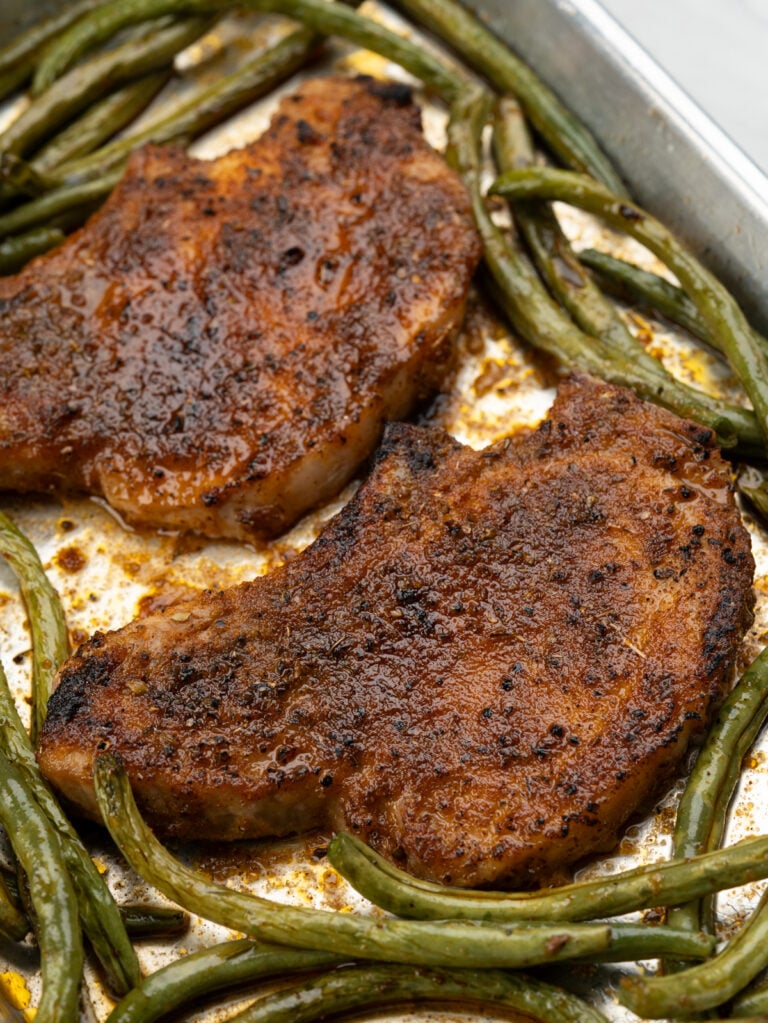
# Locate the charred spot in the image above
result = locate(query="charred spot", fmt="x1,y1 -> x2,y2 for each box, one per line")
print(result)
296,118 -> 320,143
618,203 -> 643,221
404,446 -> 436,473
278,246 -> 305,273
47,653 -> 114,723
703,591 -> 739,673
363,78 -> 413,106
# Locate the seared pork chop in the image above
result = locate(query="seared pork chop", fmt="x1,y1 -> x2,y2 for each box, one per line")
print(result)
38,376 -> 754,887
0,75 -> 480,541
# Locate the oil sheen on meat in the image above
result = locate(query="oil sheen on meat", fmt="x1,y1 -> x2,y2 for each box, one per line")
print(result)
0,75 -> 480,541
37,377 -> 754,887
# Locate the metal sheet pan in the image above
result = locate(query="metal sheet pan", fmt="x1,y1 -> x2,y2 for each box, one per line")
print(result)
0,3 -> 767,1022
469,0 -> 768,336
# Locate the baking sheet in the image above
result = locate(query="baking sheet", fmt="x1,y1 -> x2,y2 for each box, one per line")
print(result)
1,3 -> 768,1021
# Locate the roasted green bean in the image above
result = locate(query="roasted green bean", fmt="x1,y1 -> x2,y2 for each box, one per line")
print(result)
228,962 -> 611,1023
0,17 -> 208,159
667,646 -> 768,941
0,168 -> 121,238
55,25 -> 321,187
490,167 -> 768,450
33,0 -> 466,108
491,97 -> 751,445
450,90 -> 762,453
0,225 -> 65,274
0,862 -> 187,939
732,972 -> 768,1016
579,247 -> 768,362
0,752 -> 82,1023
493,96 -> 644,355
739,468 -> 768,528
106,940 -> 343,1023
33,71 -> 172,174
0,0 -> 109,80
0,154 -> 51,198
0,59 -> 36,106
619,885 -> 768,1018
391,0 -> 626,194
120,904 -> 189,939
0,862 -> 28,942
0,662 -> 140,995
94,753 -> 714,969
0,510 -> 68,742
328,829 -> 768,924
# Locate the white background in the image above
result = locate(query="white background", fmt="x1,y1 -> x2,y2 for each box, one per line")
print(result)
599,0 -> 768,175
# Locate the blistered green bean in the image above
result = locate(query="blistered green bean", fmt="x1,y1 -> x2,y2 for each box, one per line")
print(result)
0,510 -> 68,741
229,962 -> 611,1023
667,646 -> 768,941
490,167 -> 768,450
107,940 -> 342,1023
391,0 -> 626,193
620,886 -> 768,1018
95,754 -> 713,970
0,663 -> 140,995
328,829 -> 768,925
0,753 -> 82,1023
0,225 -> 65,274
0,17 -> 208,158
33,72 -> 171,174
55,26 -> 321,186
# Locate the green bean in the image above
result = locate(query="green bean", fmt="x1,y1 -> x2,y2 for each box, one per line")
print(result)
493,97 -> 641,356
448,90 -> 762,454
33,71 -> 172,175
490,167 -> 768,450
581,248 -> 720,339
619,886 -> 768,1018
0,663 -> 140,996
579,247 -> 768,363
94,753 -> 712,969
0,17 -> 209,159
0,59 -> 36,105
0,225 -> 65,274
0,168 -> 121,238
34,5 -> 170,93
732,973 -> 768,1015
0,753 -> 82,1023
55,25 -> 322,187
739,469 -> 768,529
666,646 -> 768,941
491,99 -> 752,447
107,940 -> 343,1023
327,830 -> 768,924
120,904 -> 189,939
228,962 -> 611,1023
0,0 -> 110,80
35,0 -> 466,108
0,866 -> 187,939
390,0 -> 626,194
0,863 -> 28,942
0,154 -> 51,198
0,855 -> 186,937
0,511 -> 68,742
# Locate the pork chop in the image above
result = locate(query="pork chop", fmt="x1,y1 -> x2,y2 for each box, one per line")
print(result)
0,75 -> 480,541
37,376 -> 754,887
